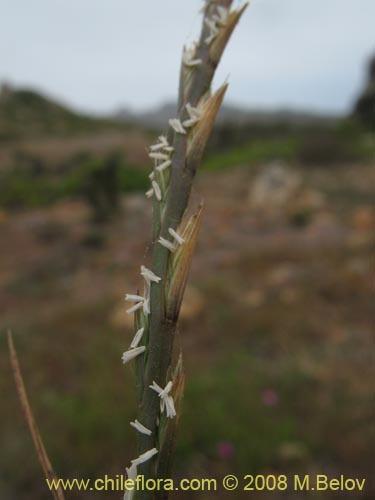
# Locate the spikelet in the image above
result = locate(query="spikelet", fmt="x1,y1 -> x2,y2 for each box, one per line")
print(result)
187,84 -> 228,171
156,356 -> 185,481
209,2 -> 250,63
166,204 -> 205,321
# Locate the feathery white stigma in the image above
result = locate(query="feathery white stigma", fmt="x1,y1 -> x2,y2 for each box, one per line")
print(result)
131,448 -> 158,466
130,327 -> 144,349
156,159 -> 172,172
130,419 -> 152,436
121,346 -> 145,365
169,118 -> 187,135
183,103 -> 202,128
183,44 -> 202,67
141,265 -> 161,284
150,135 -> 168,152
145,187 -> 154,198
168,227 -> 185,245
149,381 -> 176,419
149,152 -> 169,161
204,18 -> 219,45
164,146 -> 174,153
212,5 -> 229,26
158,236 -> 177,253
149,171 -> 155,180
151,180 -> 162,201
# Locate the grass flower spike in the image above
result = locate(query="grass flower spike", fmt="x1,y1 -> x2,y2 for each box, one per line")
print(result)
121,2 -> 249,498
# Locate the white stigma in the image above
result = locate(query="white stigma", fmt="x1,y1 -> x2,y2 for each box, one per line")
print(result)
149,152 -> 169,161
145,187 -> 154,198
213,6 -> 229,26
204,17 -> 219,45
183,44 -> 203,67
150,136 -> 168,152
151,180 -> 162,201
130,419 -> 152,436
125,294 -> 146,315
149,381 -> 176,419
158,236 -> 177,253
169,118 -> 187,135
121,346 -> 145,364
183,103 -> 202,128
156,160 -> 172,173
126,302 -> 144,315
130,327 -> 144,349
168,227 -> 185,246
141,265 -> 162,284
131,448 -> 158,466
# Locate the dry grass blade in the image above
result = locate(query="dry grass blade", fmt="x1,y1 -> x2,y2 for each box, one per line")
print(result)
7,331 -> 66,500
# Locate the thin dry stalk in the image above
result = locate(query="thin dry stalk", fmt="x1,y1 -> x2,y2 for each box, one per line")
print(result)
7,331 -> 66,500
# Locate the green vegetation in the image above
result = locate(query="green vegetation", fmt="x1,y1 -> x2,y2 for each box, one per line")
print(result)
0,156 -> 148,209
203,138 -> 297,170
203,121 -> 374,171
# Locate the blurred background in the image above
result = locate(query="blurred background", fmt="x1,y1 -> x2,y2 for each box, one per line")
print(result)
0,0 -> 374,499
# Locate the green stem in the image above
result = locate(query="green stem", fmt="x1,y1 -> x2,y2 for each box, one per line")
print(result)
134,1 -> 245,498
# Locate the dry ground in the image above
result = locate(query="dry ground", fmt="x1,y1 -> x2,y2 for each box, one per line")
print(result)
1,162 -> 374,499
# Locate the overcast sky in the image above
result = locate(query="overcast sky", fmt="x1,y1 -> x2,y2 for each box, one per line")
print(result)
1,0 -> 374,115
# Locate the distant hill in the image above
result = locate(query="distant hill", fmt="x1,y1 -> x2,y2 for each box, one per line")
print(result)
0,83 -> 124,140
115,101 -> 340,129
0,82 -> 341,142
